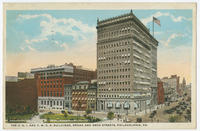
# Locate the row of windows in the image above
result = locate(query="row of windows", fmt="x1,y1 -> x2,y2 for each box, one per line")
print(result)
98,61 -> 131,68
98,81 -> 131,86
65,97 -> 71,100
98,48 -> 131,57
98,68 -> 130,74
98,88 -> 130,92
41,91 -> 62,97
40,76 -> 63,79
41,85 -> 62,88
41,80 -> 62,84
39,71 -> 63,75
98,75 -> 130,80
98,94 -> 131,98
98,28 -> 131,39
98,54 -> 130,62
64,91 -> 71,95
98,41 -> 130,50
40,100 -> 63,106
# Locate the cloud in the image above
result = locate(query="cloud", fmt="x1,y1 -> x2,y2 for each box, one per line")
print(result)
20,45 -> 36,51
141,12 -> 192,25
27,45 -> 36,51
17,13 -> 96,52
8,13 -> 97,75
159,33 -> 183,46
25,37 -> 48,44
6,35 -> 97,76
17,14 -> 52,21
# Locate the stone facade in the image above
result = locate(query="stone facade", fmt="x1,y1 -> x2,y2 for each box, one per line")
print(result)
96,11 -> 158,114
87,84 -> 97,111
64,84 -> 72,111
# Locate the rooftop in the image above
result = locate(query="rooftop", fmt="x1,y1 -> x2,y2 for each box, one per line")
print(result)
97,10 -> 158,44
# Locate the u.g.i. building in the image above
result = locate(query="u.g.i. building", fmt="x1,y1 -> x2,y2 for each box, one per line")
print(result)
96,10 -> 158,114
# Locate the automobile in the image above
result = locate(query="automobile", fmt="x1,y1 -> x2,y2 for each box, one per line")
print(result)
153,110 -> 157,114
164,109 -> 173,114
149,113 -> 154,118
68,111 -> 73,114
136,117 -> 142,123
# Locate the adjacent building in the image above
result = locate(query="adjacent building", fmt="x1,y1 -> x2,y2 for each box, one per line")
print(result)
18,72 -> 34,81
6,76 -> 18,82
6,79 -> 38,113
87,81 -> 98,111
31,64 -> 74,112
64,84 -> 72,111
72,81 -> 89,111
73,65 -> 97,83
31,63 -> 97,112
96,10 -> 158,113
72,81 -> 98,111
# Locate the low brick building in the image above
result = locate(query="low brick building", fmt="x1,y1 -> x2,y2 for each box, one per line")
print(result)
6,79 -> 38,113
72,81 -> 89,111
157,81 -> 165,104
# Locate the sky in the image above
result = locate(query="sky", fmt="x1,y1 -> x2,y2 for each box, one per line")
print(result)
6,10 -> 193,84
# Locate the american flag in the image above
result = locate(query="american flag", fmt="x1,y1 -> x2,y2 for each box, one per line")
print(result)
153,17 -> 161,26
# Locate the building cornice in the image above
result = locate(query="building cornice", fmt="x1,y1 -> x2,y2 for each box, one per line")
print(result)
97,11 -> 158,45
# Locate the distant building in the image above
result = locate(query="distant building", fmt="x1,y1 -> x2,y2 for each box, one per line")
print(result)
18,72 -> 34,81
162,75 -> 180,96
6,76 -> 18,82
157,81 -> 164,104
73,65 -> 97,83
6,79 -> 38,113
96,11 -> 158,113
180,77 -> 186,95
162,82 -> 173,102
64,84 -> 72,111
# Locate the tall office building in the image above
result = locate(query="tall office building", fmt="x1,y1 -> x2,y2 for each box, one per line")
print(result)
96,11 -> 158,114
